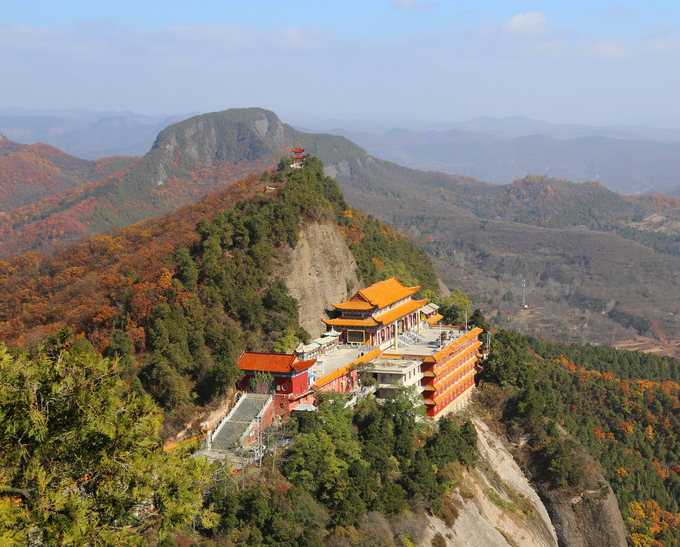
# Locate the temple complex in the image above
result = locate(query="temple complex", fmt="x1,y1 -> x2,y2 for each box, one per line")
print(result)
234,276 -> 483,420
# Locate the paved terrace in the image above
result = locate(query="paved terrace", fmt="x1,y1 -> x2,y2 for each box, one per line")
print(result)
311,324 -> 466,383
384,324 -> 465,358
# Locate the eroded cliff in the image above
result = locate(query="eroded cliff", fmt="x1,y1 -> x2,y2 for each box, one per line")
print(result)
278,221 -> 362,339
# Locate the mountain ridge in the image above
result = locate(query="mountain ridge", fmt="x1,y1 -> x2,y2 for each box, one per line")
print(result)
0,113 -> 666,545
0,108 -> 372,257
339,126 -> 680,193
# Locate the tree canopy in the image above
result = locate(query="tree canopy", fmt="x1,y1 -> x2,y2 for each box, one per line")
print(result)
0,333 -> 215,545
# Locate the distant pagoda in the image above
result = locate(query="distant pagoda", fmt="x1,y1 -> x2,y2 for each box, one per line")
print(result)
290,146 -> 306,169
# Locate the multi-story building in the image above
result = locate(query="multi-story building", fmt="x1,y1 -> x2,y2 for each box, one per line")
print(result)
421,327 -> 483,418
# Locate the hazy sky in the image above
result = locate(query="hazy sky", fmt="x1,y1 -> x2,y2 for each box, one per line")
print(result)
3,0 -> 680,127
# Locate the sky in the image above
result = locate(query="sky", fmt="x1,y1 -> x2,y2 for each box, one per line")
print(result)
2,0 -> 680,128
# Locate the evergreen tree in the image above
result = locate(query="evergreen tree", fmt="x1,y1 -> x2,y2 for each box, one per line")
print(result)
0,335 -> 215,544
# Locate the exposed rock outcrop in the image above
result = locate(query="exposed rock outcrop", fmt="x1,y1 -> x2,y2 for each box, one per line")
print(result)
537,478 -> 628,547
505,422 -> 628,547
414,412 -> 628,547
149,107 -> 285,185
278,222 -> 361,339
424,416 -> 557,546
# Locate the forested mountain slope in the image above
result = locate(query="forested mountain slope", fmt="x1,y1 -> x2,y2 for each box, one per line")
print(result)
330,159 -> 680,355
0,157 -> 439,431
0,328 -> 569,547
0,151 -> 642,546
3,107 -> 680,355
483,330 -> 680,546
0,135 -> 130,212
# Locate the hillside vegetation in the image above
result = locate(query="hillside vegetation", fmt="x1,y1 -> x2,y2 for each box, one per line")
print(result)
332,160 -> 680,353
483,330 -> 680,546
0,157 -> 439,432
0,328 -> 481,546
0,138 -> 126,212
0,108 -> 368,258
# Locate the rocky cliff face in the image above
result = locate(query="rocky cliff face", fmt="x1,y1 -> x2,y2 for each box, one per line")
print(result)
148,107 -> 285,186
417,415 -> 559,547
272,220 -> 628,547
412,413 -> 628,547
537,474 -> 628,547
278,222 -> 361,339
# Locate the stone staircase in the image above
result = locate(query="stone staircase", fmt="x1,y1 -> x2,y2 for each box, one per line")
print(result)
193,393 -> 272,462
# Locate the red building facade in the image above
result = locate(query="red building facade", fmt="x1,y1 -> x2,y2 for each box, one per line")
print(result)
421,327 -> 483,418
236,352 -> 316,415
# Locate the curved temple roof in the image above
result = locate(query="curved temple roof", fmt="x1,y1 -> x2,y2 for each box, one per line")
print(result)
323,298 -> 427,328
331,277 -> 420,311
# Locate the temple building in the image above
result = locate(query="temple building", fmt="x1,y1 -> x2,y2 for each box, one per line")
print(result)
234,277 -> 484,420
235,352 -> 316,414
322,277 -> 428,349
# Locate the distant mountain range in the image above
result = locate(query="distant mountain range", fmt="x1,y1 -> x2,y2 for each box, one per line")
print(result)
331,126 -> 680,195
0,108 -> 194,159
291,114 -> 680,141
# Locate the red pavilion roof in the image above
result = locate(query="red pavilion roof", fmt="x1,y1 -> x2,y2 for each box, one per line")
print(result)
237,351 -> 316,374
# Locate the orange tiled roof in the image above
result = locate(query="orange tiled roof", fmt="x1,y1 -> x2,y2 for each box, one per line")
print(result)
323,298 -> 425,328
237,352 -> 316,374
423,327 -> 483,364
426,313 -> 444,325
357,277 -> 420,309
314,348 -> 382,388
354,347 -> 383,363
314,363 -> 353,388
374,298 -> 427,325
322,316 -> 381,327
331,277 -> 420,312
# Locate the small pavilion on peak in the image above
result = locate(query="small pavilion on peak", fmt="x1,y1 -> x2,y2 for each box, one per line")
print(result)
322,277 -> 427,349
290,146 -> 306,169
